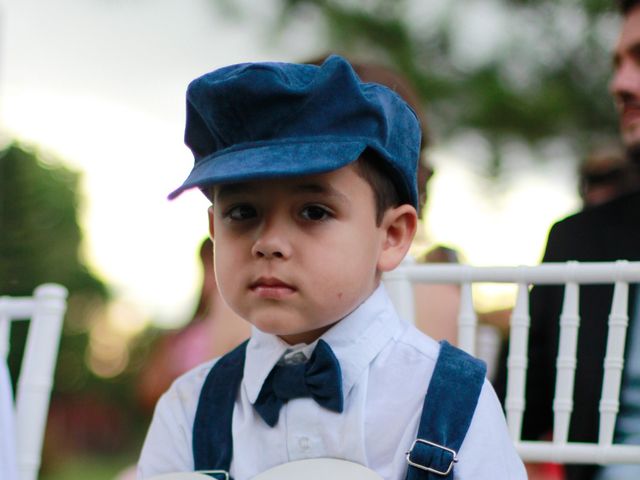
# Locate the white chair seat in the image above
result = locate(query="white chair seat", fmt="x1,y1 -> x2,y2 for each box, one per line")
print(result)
253,458 -> 383,480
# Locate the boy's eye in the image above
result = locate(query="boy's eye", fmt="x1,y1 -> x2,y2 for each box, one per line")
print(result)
300,205 -> 331,221
225,204 -> 257,221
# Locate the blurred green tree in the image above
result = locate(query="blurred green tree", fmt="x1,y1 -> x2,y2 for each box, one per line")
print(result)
0,143 -> 105,297
215,0 -> 620,175
1,142 -> 108,395
0,143 -> 146,466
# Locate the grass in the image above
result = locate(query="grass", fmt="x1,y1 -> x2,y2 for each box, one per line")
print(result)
41,453 -> 137,480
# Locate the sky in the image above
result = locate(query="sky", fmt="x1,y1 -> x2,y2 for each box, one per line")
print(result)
0,0 -> 581,328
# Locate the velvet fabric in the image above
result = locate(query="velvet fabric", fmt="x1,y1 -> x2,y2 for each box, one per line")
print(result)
254,339 -> 343,427
168,55 -> 422,208
405,341 -> 486,480
193,340 -> 248,479
192,339 -> 487,480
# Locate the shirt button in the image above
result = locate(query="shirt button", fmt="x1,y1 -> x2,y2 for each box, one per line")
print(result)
298,436 -> 310,451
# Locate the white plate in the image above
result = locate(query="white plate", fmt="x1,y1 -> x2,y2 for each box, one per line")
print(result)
148,474 -> 218,480
252,458 -> 383,480
148,459 -> 383,480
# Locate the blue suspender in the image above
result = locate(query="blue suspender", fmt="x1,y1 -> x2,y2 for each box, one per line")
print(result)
192,340 -> 486,480
405,341 -> 486,479
193,340 -> 248,479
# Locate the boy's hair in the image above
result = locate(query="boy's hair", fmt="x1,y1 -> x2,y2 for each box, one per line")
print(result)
354,151 -> 401,226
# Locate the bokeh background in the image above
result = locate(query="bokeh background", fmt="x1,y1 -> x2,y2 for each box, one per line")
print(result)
0,0 -> 621,477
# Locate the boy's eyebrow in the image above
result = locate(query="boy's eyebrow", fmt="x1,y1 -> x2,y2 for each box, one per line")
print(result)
291,182 -> 348,201
215,181 -> 349,202
215,182 -> 252,201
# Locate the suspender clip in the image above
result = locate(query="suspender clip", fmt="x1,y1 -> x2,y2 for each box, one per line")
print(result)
198,470 -> 230,480
405,438 -> 458,476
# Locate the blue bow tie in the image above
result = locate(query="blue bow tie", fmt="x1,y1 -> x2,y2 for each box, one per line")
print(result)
254,339 -> 344,427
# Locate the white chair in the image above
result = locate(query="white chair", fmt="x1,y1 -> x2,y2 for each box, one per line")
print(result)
0,284 -> 68,480
384,260 -> 640,465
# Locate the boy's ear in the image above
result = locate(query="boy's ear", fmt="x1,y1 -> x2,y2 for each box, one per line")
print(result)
377,204 -> 418,273
208,206 -> 215,239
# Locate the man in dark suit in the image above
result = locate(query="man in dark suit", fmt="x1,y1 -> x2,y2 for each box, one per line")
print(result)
497,2 -> 640,479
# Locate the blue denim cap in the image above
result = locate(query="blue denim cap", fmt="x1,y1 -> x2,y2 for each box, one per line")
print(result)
168,55 -> 421,208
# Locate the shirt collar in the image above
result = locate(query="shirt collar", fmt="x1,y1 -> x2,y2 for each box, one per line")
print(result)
243,283 -> 403,403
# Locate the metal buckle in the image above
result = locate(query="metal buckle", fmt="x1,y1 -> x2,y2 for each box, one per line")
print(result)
405,438 -> 458,476
198,470 -> 230,480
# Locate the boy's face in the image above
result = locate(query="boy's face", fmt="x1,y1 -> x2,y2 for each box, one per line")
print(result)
209,163 -> 414,345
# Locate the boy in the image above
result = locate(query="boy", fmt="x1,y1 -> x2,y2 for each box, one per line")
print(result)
137,55 -> 525,479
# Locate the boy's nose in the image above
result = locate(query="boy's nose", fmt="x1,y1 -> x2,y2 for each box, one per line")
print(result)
252,243 -> 287,259
251,222 -> 292,260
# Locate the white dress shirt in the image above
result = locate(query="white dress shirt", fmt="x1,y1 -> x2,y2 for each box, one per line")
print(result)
137,285 -> 526,479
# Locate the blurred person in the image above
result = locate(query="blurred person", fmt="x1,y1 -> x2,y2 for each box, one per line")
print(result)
118,239 -> 250,480
485,148 -> 640,339
579,145 -> 640,207
137,238 -> 249,413
486,148 -> 640,480
413,245 -> 462,345
494,2 -> 640,479
483,147 -> 639,343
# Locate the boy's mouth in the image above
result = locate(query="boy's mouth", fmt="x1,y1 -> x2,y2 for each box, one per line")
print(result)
249,277 -> 297,298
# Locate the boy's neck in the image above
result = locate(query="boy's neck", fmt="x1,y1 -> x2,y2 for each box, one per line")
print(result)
278,322 -> 340,346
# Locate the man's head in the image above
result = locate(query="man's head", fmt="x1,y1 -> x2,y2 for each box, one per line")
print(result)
611,0 -> 640,155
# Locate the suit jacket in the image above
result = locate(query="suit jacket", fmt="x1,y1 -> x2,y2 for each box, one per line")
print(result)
494,188 -> 640,480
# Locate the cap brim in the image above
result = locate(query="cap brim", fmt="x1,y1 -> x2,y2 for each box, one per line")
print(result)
168,140 -> 368,200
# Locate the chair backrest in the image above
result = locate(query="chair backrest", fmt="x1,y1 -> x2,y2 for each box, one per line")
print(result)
0,284 -> 68,480
383,260 -> 640,465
